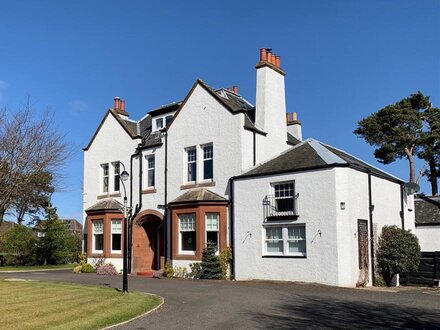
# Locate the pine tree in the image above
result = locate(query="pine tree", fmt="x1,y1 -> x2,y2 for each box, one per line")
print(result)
199,241 -> 222,279
36,203 -> 70,265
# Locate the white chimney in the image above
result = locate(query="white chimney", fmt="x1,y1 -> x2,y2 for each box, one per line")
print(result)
286,112 -> 302,141
255,48 -> 289,160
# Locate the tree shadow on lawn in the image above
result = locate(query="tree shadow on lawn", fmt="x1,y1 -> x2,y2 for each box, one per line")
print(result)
249,295 -> 440,329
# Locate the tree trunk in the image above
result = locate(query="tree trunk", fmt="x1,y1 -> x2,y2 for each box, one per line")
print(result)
405,147 -> 416,183
428,156 -> 438,196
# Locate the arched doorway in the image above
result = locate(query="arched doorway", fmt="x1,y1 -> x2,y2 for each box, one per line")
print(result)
132,210 -> 164,274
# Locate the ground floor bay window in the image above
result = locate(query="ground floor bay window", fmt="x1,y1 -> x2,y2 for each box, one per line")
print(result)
170,190 -> 228,261
264,224 -> 306,257
85,201 -> 124,259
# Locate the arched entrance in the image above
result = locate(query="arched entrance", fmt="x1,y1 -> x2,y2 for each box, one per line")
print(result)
132,210 -> 165,274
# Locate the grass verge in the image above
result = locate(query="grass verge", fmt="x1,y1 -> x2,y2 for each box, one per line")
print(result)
0,279 -> 162,329
0,264 -> 75,272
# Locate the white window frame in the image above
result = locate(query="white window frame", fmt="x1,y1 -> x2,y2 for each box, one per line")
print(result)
146,155 -> 155,188
112,162 -> 120,193
179,213 -> 196,255
155,117 -> 164,130
186,147 -> 197,183
111,219 -> 122,253
271,181 -> 296,214
263,224 -> 306,257
202,144 -> 213,181
205,213 -> 219,253
101,164 -> 109,194
92,220 -> 104,253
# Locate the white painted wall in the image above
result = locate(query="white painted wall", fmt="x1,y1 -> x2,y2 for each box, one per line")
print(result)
415,226 -> 440,251
255,65 -> 289,161
234,169 -> 340,286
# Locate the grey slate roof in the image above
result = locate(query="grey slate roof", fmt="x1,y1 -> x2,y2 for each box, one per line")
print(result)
287,132 -> 301,146
110,110 -> 139,138
86,199 -> 123,213
237,138 -> 402,183
415,196 -> 440,225
170,188 -> 228,204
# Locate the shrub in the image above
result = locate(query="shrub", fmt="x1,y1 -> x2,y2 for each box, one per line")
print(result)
219,247 -> 232,279
373,274 -> 386,287
163,261 -> 174,278
79,253 -> 87,266
189,262 -> 202,279
96,263 -> 118,276
1,225 -> 36,266
173,266 -> 188,278
81,263 -> 95,273
377,225 -> 420,287
73,265 -> 82,273
200,241 -> 222,279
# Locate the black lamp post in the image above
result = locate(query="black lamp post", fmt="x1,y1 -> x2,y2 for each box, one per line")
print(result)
119,162 -> 130,294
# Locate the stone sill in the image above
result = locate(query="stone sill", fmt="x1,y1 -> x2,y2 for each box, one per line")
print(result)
180,181 -> 216,190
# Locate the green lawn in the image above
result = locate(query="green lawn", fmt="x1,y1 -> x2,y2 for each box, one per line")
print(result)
0,279 -> 162,329
0,264 -> 75,272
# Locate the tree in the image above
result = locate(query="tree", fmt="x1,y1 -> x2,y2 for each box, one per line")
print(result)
354,92 -> 430,183
0,99 -> 70,222
199,241 -> 222,279
419,105 -> 440,195
1,224 -> 36,266
36,204 -> 71,265
377,225 -> 420,287
13,171 -> 54,225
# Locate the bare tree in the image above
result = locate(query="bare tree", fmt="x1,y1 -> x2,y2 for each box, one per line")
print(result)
0,99 -> 70,222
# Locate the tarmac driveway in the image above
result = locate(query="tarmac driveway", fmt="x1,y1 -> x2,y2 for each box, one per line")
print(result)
3,270 -> 440,329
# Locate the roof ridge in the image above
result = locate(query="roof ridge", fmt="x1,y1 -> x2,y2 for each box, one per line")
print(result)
308,140 -> 346,165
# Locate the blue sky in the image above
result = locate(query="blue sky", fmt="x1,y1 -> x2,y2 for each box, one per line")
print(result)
0,0 -> 439,223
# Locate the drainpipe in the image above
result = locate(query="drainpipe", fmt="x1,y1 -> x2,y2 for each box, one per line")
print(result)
400,184 -> 405,230
163,130 -> 169,264
128,146 -> 142,274
253,132 -> 256,166
368,172 -> 375,283
229,177 -> 235,278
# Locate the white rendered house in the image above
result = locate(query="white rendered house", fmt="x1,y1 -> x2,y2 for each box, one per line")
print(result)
83,48 -> 415,286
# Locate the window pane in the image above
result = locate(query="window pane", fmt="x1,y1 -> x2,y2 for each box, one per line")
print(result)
288,226 -> 305,239
288,241 -> 306,254
111,220 -> 122,234
95,234 -> 103,251
207,231 -> 218,251
206,213 -> 219,231
188,162 -> 196,181
204,159 -> 213,180
266,227 -> 282,239
165,115 -> 172,125
156,118 -> 163,129
188,149 -> 196,162
267,241 -> 283,253
94,221 -> 103,234
181,231 -> 196,251
148,157 -> 155,169
114,176 -> 120,191
103,177 -> 108,193
203,145 -> 213,159
112,234 -> 121,251
148,169 -> 155,187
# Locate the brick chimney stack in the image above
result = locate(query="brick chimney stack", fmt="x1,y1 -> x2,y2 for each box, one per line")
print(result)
286,112 -> 302,141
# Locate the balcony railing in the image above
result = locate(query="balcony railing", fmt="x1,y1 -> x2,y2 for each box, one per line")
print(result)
263,194 -> 299,221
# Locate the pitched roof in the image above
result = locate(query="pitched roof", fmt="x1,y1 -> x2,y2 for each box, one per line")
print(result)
237,138 -> 402,183
169,188 -> 228,204
415,196 -> 440,225
85,199 -> 123,213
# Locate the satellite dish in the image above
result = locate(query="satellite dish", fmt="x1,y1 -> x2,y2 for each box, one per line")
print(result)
403,182 -> 420,195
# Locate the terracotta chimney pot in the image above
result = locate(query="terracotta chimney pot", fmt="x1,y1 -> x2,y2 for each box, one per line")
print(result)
120,99 -> 126,112
114,97 -> 120,110
260,48 -> 267,62
292,112 -> 298,121
267,52 -> 273,64
275,55 -> 281,68
233,86 -> 239,94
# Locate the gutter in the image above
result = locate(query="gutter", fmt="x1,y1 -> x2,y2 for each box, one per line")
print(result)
163,130 -> 169,264
400,184 -> 405,230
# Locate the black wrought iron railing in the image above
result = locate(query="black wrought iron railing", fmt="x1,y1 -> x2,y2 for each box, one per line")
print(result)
263,194 -> 299,220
